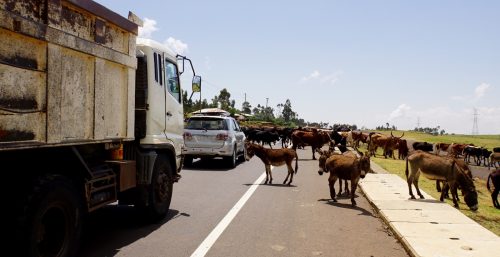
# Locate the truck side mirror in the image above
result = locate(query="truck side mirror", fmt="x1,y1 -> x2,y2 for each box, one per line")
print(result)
192,75 -> 201,92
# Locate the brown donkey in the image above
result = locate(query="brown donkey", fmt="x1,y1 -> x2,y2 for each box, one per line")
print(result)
245,142 -> 298,185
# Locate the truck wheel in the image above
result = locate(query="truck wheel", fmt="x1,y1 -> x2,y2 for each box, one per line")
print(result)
21,175 -> 83,257
145,154 -> 174,221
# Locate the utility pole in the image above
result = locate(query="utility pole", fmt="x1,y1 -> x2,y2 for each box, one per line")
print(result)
266,98 -> 269,108
472,108 -> 479,135
416,117 -> 420,129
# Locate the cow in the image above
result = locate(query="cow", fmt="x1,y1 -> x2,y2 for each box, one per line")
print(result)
449,143 -> 469,158
398,139 -> 409,160
490,152 -> 500,169
351,131 -> 368,149
412,141 -> 434,152
330,129 -> 348,153
255,130 -> 280,148
435,142 -> 451,155
245,142 -> 298,185
486,169 -> 500,209
319,151 -> 371,206
405,150 -> 478,211
385,131 -> 404,159
368,131 -> 403,158
494,147 -> 500,153
291,129 -> 331,160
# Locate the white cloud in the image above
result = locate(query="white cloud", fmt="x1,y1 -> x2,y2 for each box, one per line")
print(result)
320,71 -> 344,85
389,104 -> 411,120
164,37 -> 189,55
300,70 -> 343,85
474,83 -> 490,99
451,82 -> 492,102
138,18 -> 158,38
300,70 -> 320,82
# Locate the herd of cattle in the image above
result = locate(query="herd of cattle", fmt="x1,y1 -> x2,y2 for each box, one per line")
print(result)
241,125 -> 500,210
241,126 -> 500,169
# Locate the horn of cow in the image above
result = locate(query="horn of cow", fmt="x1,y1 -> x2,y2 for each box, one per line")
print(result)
399,132 -> 405,139
391,131 -> 394,137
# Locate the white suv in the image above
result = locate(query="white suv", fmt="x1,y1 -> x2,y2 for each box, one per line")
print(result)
182,115 -> 246,168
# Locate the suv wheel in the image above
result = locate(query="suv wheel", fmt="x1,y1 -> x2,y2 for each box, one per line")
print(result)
225,146 -> 237,168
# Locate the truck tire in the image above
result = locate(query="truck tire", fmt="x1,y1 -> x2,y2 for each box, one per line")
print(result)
21,175 -> 83,257
142,154 -> 174,221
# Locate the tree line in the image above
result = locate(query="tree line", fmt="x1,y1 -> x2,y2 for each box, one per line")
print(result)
182,88 -> 357,130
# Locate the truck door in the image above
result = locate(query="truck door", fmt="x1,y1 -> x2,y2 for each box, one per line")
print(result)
163,58 -> 184,155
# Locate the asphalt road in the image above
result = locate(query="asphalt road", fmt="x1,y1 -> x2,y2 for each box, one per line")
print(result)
79,146 -> 408,257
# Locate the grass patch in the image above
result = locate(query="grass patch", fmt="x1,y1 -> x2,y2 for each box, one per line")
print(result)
370,130 -> 500,150
358,144 -> 500,236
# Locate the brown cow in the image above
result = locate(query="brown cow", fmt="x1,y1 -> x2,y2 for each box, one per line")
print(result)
367,132 -> 385,156
385,131 -> 404,159
351,131 -> 368,149
406,150 -> 478,211
320,151 -> 371,206
245,142 -> 298,185
368,131 -> 403,158
435,142 -> 451,155
449,143 -> 470,158
398,139 -> 409,160
291,129 -> 331,160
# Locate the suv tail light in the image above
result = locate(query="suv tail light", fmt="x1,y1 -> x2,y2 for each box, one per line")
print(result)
216,133 -> 228,140
183,132 -> 192,140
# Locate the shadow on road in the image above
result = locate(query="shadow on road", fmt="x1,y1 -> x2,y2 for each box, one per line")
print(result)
317,198 -> 375,217
182,158 -> 246,172
78,206 -> 190,257
243,183 -> 298,188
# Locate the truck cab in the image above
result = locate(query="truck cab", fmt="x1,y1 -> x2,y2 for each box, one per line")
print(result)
135,39 -> 185,172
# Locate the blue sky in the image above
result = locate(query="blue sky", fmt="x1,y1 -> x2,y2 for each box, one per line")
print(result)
96,0 -> 500,134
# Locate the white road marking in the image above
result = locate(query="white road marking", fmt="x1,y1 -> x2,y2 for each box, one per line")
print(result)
190,170 -> 268,257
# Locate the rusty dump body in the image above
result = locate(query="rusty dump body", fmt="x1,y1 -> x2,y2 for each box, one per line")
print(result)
0,0 -> 138,150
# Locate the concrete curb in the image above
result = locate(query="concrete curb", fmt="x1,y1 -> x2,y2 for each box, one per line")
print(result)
358,162 -> 500,257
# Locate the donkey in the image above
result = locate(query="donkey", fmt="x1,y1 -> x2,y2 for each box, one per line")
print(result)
320,151 -> 371,206
245,142 -> 298,185
487,169 -> 500,209
406,150 -> 478,211
316,148 -> 356,196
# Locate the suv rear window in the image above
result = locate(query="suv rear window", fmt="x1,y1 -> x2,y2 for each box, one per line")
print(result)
186,118 -> 228,130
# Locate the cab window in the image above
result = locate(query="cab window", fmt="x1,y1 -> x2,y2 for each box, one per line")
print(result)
165,60 -> 181,103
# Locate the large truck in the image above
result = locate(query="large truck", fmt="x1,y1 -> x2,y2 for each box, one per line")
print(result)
0,1 -> 198,256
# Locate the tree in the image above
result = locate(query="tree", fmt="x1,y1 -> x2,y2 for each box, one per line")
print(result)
241,101 -> 252,114
211,88 -> 233,110
282,99 -> 296,122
